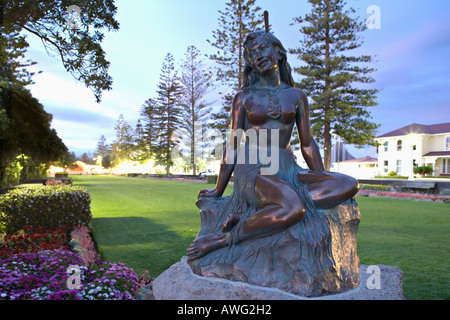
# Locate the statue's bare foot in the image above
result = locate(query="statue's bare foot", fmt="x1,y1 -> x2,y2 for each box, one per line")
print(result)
221,212 -> 243,232
187,233 -> 228,261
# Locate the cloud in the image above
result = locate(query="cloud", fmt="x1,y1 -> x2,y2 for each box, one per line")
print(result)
28,72 -> 118,118
25,65 -> 144,153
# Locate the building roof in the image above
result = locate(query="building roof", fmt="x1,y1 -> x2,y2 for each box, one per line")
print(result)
337,156 -> 378,163
423,151 -> 450,157
377,123 -> 450,138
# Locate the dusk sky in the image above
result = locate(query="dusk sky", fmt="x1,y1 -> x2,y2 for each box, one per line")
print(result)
23,0 -> 450,159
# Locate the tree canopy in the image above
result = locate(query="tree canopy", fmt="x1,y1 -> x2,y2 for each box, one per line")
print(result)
208,0 -> 263,134
1,0 -> 119,102
290,0 -> 379,170
0,83 -> 69,185
0,0 -> 119,186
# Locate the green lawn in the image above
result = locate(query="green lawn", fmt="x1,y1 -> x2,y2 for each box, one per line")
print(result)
72,175 -> 449,300
356,197 -> 449,300
72,175 -> 205,278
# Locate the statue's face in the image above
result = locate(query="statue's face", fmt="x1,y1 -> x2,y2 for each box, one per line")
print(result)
246,36 -> 279,76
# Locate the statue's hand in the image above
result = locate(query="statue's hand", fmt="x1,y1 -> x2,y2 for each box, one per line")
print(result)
198,188 -> 222,198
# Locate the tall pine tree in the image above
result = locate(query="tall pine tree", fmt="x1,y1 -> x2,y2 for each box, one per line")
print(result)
290,0 -> 379,170
208,0 -> 263,134
95,134 -> 109,165
139,98 -> 159,160
155,53 -> 183,174
179,45 -> 214,175
112,114 -> 134,162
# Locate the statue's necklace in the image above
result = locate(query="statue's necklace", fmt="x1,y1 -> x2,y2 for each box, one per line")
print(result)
255,84 -> 287,120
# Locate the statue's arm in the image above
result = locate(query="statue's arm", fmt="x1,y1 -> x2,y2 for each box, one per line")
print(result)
295,90 -> 325,171
199,92 -> 245,197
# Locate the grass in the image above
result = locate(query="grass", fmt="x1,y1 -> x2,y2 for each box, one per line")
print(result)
72,175 -> 449,300
71,175 -> 207,278
356,197 -> 449,300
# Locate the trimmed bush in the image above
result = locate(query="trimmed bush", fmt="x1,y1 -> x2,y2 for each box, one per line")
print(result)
0,186 -> 92,234
413,165 -> 433,175
55,172 -> 69,178
360,184 -> 392,192
207,175 -> 218,184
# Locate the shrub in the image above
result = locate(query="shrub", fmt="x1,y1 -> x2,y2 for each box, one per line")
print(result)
0,186 -> 92,234
387,171 -> 398,177
207,175 -> 218,184
70,225 -> 97,265
45,179 -> 69,186
55,172 -> 69,178
359,184 -> 392,191
43,177 -> 72,186
413,165 -> 433,175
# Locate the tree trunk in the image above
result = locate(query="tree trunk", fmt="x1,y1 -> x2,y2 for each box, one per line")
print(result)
238,0 -> 243,89
192,106 -> 197,176
0,166 -> 6,188
324,119 -> 332,171
323,0 -> 332,171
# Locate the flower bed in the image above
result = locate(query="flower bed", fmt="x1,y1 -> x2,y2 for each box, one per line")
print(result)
0,225 -> 69,259
0,225 -> 151,300
44,179 -> 71,186
357,189 -> 450,202
0,250 -> 143,300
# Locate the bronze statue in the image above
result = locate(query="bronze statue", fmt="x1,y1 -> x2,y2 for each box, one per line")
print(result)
187,12 -> 361,297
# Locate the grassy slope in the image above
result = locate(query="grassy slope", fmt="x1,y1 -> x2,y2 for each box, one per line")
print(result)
73,175 -> 449,300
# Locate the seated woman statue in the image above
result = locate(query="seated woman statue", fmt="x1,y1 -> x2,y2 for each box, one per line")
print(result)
187,29 -> 359,265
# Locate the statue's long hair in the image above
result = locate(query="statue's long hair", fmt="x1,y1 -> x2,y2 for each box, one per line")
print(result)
242,31 -> 295,88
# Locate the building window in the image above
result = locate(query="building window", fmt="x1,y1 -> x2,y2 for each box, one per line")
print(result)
396,160 -> 402,173
446,136 -> 450,151
384,160 -> 389,173
444,159 -> 450,174
384,141 -> 389,152
397,140 -> 402,151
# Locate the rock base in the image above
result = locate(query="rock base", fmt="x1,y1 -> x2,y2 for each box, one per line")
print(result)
189,201 -> 362,297
139,256 -> 405,300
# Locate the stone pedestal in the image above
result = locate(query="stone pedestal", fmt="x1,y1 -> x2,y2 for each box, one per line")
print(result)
139,257 -> 404,300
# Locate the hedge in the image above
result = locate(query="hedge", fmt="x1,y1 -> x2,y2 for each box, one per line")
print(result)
207,175 -> 218,184
413,166 -> 433,175
0,186 -> 92,234
359,184 -> 392,192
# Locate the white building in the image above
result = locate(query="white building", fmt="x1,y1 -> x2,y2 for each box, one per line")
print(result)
330,156 -> 378,179
375,123 -> 450,177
